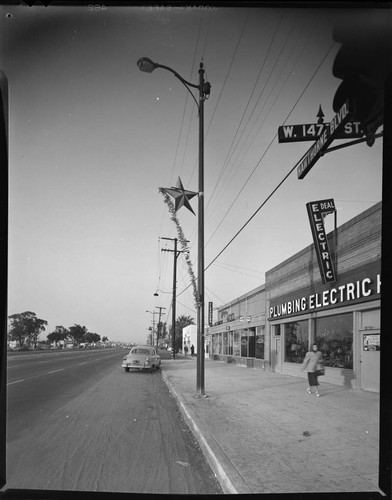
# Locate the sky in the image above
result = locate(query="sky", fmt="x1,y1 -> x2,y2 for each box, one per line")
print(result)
1,3 -> 386,344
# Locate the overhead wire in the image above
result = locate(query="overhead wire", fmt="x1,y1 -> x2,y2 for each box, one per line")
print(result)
205,19 -> 310,246
205,14 -> 285,216
205,40 -> 337,272
176,38 -> 337,297
214,18 -> 303,199
186,9 -> 253,242
173,11 -> 204,184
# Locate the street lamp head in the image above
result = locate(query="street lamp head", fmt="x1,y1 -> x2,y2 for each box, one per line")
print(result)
137,57 -> 158,73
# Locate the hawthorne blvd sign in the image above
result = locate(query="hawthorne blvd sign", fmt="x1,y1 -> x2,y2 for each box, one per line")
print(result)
297,99 -> 353,179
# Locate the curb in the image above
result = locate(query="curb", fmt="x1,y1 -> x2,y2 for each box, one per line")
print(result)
161,368 -> 252,495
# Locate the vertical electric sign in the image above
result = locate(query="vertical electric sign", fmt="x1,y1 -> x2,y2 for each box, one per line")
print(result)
208,302 -> 213,327
306,199 -> 337,283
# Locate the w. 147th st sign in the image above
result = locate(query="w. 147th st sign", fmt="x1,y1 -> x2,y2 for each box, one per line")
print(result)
278,120 -> 363,143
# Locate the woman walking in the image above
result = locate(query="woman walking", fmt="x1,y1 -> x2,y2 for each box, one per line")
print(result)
301,343 -> 324,397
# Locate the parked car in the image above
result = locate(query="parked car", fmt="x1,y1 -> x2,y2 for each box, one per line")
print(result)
122,346 -> 161,372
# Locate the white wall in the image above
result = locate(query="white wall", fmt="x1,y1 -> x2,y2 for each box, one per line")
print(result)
182,325 -> 197,354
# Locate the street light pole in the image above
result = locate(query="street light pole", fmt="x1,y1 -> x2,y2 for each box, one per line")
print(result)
137,57 -> 210,395
197,62 -> 205,394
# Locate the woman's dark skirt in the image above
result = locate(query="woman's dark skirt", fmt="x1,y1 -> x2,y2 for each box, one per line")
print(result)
307,372 -> 319,386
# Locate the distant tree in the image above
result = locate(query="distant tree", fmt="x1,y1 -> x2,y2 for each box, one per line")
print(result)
8,311 -> 48,348
102,336 -> 108,343
85,332 -> 101,344
174,315 -> 195,352
47,326 -> 69,345
68,324 -> 88,344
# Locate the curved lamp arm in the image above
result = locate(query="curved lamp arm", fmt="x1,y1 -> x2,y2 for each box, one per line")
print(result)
137,57 -> 201,109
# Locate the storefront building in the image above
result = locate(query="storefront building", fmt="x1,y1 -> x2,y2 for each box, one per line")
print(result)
266,201 -> 381,392
207,284 -> 266,369
207,202 -> 381,393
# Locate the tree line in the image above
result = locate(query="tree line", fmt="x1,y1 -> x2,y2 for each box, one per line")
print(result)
8,311 -> 108,348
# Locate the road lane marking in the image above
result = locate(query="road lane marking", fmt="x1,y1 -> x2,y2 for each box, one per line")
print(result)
47,369 -> 64,374
7,379 -> 25,385
78,362 -> 88,365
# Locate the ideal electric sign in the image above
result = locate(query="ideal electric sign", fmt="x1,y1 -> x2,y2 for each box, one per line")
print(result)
306,199 -> 336,284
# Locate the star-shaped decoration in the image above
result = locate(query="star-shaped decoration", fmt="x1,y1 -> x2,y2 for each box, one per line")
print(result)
161,177 -> 198,215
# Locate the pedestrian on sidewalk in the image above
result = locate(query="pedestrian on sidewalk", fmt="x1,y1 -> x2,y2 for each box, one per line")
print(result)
301,343 -> 323,397
190,344 -> 194,356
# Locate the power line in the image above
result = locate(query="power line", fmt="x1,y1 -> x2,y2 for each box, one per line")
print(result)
205,39 -> 337,255
187,9 -> 252,195
205,20 -> 307,246
176,40 -> 336,297
204,148 -> 308,272
205,14 -> 284,216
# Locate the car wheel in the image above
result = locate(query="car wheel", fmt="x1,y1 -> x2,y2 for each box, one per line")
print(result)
124,367 -> 130,372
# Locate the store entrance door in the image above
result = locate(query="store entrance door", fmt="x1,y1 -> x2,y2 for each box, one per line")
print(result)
360,331 -> 380,392
274,338 -> 281,372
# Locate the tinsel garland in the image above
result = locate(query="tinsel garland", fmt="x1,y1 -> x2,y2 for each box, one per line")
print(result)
159,188 -> 200,308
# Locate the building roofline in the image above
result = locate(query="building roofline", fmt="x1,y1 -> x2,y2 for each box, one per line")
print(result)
218,283 -> 265,312
266,201 -> 382,276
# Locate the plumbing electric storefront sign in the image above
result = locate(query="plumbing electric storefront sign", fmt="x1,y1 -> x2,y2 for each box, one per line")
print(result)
306,199 -> 336,284
269,262 -> 381,320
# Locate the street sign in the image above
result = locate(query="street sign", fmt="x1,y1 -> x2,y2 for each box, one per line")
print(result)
278,121 -> 363,143
297,99 -> 353,179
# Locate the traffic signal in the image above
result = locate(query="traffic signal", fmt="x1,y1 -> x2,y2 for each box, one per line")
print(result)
332,14 -> 392,146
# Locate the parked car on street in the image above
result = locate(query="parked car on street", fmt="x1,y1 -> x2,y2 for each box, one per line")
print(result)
122,345 -> 161,372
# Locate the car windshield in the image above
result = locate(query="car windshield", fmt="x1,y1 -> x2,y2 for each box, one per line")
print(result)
131,348 -> 153,355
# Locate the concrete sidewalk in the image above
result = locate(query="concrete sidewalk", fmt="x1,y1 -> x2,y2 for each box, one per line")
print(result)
161,356 -> 384,495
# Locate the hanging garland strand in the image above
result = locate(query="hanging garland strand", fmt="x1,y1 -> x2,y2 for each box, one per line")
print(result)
159,188 -> 199,308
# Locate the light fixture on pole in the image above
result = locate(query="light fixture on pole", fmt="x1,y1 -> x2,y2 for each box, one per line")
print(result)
138,57 -> 211,395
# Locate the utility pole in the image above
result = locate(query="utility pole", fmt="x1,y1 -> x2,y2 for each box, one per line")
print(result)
161,237 -> 188,359
146,310 -> 157,346
155,306 -> 166,350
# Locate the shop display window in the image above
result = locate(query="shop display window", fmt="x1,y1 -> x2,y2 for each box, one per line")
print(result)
284,320 -> 308,363
255,334 -> 265,359
233,331 -> 240,357
315,313 -> 353,369
222,331 -> 233,355
212,332 -> 222,355
241,332 -> 248,357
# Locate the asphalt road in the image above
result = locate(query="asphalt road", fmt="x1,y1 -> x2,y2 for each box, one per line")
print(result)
5,349 -> 222,495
